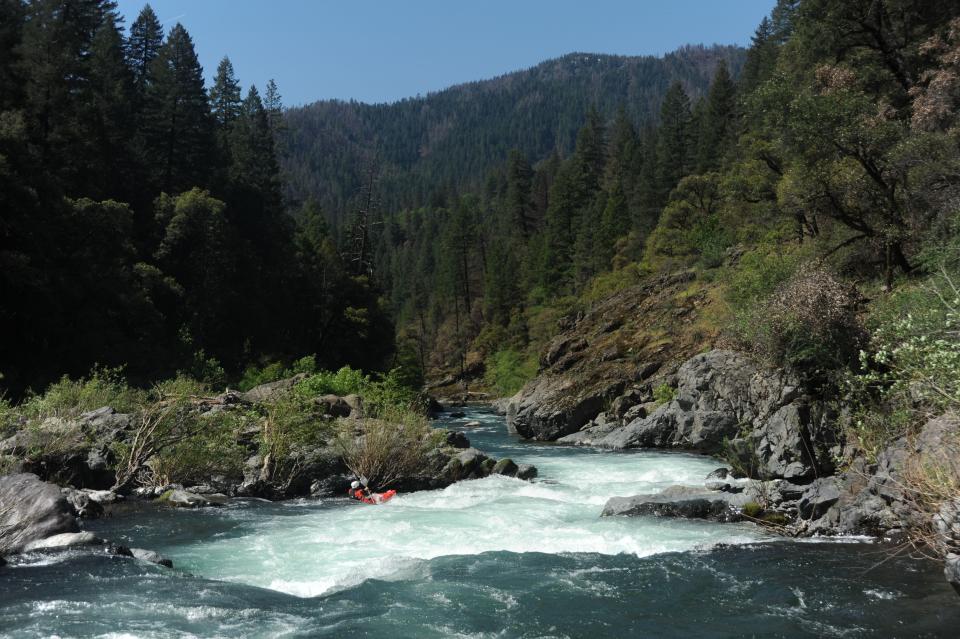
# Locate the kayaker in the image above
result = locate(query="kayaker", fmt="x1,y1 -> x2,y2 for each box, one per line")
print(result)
349,480 -> 371,501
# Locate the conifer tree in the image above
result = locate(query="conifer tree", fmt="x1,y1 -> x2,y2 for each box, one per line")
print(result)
505,148 -> 533,236
126,3 -> 163,95
696,61 -> 736,172
143,23 -> 213,194
210,56 -> 242,128
655,81 -> 692,204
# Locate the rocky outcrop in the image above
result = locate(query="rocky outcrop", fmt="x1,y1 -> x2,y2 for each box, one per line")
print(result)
23,531 -> 101,552
0,407 -> 132,489
507,271 -> 716,441
559,350 -> 838,482
0,473 -> 79,555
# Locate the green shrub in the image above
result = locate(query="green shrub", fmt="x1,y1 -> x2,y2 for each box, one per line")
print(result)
238,355 -> 319,392
178,350 -> 226,389
148,409 -> 247,486
333,416 -> 431,489
485,349 -> 538,397
742,501 -> 763,518
295,366 -> 369,398
20,367 -> 146,421
653,383 -> 677,406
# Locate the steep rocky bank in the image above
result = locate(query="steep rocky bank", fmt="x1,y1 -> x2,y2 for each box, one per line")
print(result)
505,294 -> 960,593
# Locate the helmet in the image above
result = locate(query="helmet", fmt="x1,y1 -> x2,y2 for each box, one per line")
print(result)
351,480 -> 360,489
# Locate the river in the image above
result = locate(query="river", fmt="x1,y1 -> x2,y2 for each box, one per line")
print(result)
1,408 -> 958,637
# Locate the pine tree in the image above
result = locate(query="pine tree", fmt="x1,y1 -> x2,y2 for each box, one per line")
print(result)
210,56 -> 242,128
655,81 -> 692,204
741,17 -> 777,91
85,17 -> 135,200
505,148 -> 533,236
264,78 -> 283,133
0,0 -> 24,110
143,23 -> 214,193
696,61 -> 737,172
126,3 -> 163,95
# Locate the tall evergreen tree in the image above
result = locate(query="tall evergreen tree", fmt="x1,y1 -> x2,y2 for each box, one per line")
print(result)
142,23 -> 213,194
209,56 -> 242,128
125,3 -> 163,95
655,81 -> 693,205
696,61 -> 737,172
504,148 -> 533,236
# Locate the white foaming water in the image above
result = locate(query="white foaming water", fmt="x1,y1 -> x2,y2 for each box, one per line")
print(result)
167,426 -> 765,598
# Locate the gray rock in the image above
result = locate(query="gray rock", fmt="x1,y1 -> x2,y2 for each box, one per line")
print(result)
316,395 -> 352,418
443,430 -> 470,449
492,458 -> 519,477
130,548 -> 174,568
463,421 -> 482,428
706,468 -> 729,481
242,374 -> 307,403
24,531 -> 101,551
799,478 -> 841,520
0,474 -> 79,554
61,488 -> 104,519
160,489 -> 225,508
516,464 -> 538,480
602,486 -> 749,522
945,554 -> 960,596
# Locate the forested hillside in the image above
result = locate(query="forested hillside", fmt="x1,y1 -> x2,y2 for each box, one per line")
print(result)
0,1 -> 393,397
281,46 -> 745,223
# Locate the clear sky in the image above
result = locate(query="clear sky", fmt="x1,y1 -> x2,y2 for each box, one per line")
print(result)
114,1 -> 775,107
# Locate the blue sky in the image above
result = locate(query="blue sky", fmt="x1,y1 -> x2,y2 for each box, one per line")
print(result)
114,1 -> 775,107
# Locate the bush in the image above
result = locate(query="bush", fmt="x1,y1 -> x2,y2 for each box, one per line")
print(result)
333,416 -> 431,489
653,383 -> 677,406
20,367 -> 146,422
238,355 -> 319,391
742,266 -> 864,376
295,366 -> 369,398
148,409 -> 247,486
485,349 -> 538,397
178,350 -> 226,389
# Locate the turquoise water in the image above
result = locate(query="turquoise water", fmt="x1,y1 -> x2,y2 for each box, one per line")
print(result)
1,408 -> 958,637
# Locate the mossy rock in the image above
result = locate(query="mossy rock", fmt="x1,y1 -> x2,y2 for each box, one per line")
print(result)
492,458 -> 518,477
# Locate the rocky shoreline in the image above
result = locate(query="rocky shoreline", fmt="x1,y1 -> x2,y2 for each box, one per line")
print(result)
506,348 -> 960,595
0,378 -> 537,567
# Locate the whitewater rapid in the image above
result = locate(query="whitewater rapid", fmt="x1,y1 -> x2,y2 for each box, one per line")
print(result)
165,411 -> 765,597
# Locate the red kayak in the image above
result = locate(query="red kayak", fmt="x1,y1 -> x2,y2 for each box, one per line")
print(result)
349,488 -> 397,504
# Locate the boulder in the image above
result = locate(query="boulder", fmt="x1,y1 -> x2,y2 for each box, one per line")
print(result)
516,464 -> 538,480
316,395 -> 352,418
798,478 -> 841,520
62,487 -> 104,519
241,374 -> 307,403
130,548 -> 174,568
23,531 -> 101,552
463,421 -> 482,428
946,554 -> 960,596
159,489 -> 226,508
492,458 -> 519,477
602,486 -> 749,522
0,473 -> 79,555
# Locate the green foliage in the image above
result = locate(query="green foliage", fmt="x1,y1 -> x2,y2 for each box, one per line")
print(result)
742,501 -> 763,518
653,383 -> 677,406
20,367 -> 146,422
148,409 -> 247,486
179,350 -> 227,389
238,355 -> 318,392
485,349 -> 539,397
295,366 -> 369,398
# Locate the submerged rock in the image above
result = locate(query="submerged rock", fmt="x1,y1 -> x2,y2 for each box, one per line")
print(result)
130,548 -> 174,568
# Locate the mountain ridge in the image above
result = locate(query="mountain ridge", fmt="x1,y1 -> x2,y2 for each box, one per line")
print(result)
280,44 -> 746,221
